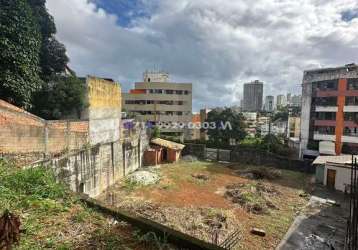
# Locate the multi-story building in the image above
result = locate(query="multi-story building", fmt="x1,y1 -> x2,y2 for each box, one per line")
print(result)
300,63 -> 358,157
264,95 -> 274,112
276,94 -> 286,109
242,80 -> 263,112
287,93 -> 292,106
291,95 -> 302,107
122,71 -> 192,138
288,117 -> 300,138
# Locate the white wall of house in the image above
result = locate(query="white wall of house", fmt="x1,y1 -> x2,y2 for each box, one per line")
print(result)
323,164 -> 351,192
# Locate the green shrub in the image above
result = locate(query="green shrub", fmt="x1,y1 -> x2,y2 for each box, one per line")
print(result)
0,167 -> 67,200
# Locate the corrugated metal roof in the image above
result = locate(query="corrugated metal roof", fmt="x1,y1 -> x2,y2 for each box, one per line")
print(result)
151,138 -> 185,150
312,155 -> 358,165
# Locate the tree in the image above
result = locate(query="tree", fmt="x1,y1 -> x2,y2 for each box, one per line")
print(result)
272,107 -> 289,121
152,126 -> 161,138
27,0 -> 69,80
206,108 -> 247,146
31,76 -> 87,119
0,0 -> 42,108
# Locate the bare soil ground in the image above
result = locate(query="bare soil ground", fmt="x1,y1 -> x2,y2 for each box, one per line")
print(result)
97,161 -> 313,250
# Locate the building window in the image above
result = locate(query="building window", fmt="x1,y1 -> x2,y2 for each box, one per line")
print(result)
314,126 -> 335,135
346,96 -> 358,106
344,127 -> 358,137
312,97 -> 337,106
165,90 -> 174,94
175,90 -> 183,95
348,78 -> 358,90
344,112 -> 358,122
313,79 -> 338,91
184,90 -> 190,95
177,111 -> 183,116
154,89 -> 162,94
316,112 -> 336,120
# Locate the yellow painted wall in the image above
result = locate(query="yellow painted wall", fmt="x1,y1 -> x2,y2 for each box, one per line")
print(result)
87,76 -> 121,110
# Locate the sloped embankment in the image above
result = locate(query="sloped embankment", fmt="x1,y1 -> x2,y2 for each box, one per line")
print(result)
0,159 -> 162,250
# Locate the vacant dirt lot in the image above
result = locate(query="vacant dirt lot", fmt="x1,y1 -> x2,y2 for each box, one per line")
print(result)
97,161 -> 313,250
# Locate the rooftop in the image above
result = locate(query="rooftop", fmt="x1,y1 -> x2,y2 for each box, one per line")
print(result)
151,138 -> 185,150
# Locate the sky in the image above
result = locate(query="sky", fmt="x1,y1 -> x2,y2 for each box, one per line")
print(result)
46,0 -> 358,111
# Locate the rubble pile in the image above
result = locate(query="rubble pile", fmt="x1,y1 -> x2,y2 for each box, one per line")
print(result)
225,182 -> 280,214
127,170 -> 160,185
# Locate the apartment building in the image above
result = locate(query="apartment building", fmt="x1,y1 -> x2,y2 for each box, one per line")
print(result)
242,80 -> 263,112
264,95 -> 274,112
276,94 -> 286,109
290,95 -> 302,107
300,63 -> 358,158
122,71 -> 192,138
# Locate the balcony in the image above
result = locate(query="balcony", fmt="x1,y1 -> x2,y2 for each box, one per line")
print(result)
342,135 -> 358,143
314,120 -> 336,126
315,106 -> 337,112
344,106 -> 358,112
313,132 -> 336,141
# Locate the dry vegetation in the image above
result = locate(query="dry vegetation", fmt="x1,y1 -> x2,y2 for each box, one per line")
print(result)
98,161 -> 313,250
0,159 -> 168,250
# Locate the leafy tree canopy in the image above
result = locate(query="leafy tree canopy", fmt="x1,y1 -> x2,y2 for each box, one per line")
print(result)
31,76 -> 87,119
27,0 -> 69,80
0,0 -> 42,108
206,108 -> 247,146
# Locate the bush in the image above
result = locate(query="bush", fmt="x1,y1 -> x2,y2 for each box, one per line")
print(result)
0,161 -> 68,211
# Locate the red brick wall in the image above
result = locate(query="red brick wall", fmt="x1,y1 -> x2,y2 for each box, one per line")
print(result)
0,99 -> 89,164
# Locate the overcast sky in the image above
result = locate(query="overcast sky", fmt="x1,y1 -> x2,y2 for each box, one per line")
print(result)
46,0 -> 358,111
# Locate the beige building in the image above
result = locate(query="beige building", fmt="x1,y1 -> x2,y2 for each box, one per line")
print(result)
288,117 -> 300,138
123,71 -> 192,138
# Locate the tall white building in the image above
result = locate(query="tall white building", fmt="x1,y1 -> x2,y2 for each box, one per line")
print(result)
276,94 -> 286,109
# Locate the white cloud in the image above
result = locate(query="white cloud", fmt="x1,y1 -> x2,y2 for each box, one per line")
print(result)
47,0 -> 358,110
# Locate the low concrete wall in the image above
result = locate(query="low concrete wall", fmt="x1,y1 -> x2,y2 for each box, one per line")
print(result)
81,195 -> 225,250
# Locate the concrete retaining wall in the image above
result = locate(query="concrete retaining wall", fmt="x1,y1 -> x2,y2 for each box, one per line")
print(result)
30,127 -> 149,197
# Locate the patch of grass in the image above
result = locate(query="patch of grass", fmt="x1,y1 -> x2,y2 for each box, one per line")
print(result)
0,158 -> 154,250
122,178 -> 143,191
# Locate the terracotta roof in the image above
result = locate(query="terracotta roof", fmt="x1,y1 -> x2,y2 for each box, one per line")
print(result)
151,138 -> 185,150
312,155 -> 358,165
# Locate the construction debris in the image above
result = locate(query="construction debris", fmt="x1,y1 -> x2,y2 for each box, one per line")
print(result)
127,170 -> 160,185
115,200 -> 240,244
191,173 -> 209,181
225,182 -> 279,214
250,228 -> 266,237
235,167 -> 282,180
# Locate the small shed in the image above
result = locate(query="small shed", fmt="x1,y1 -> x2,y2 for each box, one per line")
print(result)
313,155 -> 357,192
149,138 -> 185,164
143,148 -> 163,166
